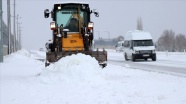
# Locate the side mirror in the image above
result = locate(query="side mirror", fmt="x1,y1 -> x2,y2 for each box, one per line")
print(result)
44,9 -> 50,18
94,12 -> 99,17
51,11 -> 54,18
91,9 -> 99,17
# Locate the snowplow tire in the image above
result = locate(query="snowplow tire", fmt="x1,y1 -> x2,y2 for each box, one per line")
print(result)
101,64 -> 107,68
45,62 -> 50,67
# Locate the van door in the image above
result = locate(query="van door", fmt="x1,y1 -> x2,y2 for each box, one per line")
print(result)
123,41 -> 130,58
127,40 -> 134,59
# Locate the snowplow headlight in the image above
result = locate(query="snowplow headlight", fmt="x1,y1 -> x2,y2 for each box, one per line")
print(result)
88,22 -> 94,28
88,22 -> 94,30
58,6 -> 61,10
50,22 -> 56,30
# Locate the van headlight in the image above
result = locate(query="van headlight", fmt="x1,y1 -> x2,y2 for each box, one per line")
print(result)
152,50 -> 156,53
135,50 -> 140,54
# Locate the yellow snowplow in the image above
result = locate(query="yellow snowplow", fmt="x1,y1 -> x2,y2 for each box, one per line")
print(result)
44,2 -> 107,67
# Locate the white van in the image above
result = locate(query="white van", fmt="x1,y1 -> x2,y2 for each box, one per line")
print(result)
115,40 -> 124,52
123,30 -> 156,61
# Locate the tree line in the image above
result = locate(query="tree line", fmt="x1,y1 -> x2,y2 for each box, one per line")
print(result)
137,17 -> 186,52
95,29 -> 186,52
156,29 -> 186,52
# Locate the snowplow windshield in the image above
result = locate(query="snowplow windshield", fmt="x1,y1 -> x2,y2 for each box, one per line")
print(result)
55,5 -> 88,32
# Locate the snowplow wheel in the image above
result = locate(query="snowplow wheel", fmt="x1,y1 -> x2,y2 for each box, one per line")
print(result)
101,64 -> 107,68
84,36 -> 89,51
45,62 -> 50,67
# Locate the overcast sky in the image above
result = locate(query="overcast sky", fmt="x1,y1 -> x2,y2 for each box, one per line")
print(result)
2,0 -> 186,50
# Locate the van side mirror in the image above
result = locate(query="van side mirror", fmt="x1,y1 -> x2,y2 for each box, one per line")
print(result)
44,9 -> 50,18
130,46 -> 133,50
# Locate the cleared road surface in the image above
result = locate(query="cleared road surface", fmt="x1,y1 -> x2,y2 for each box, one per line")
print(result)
108,50 -> 186,77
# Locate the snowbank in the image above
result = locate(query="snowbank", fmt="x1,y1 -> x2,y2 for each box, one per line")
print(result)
40,53 -> 103,84
4,49 -> 31,61
29,50 -> 46,59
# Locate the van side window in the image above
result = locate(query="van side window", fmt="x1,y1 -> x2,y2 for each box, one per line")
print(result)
124,41 -> 129,47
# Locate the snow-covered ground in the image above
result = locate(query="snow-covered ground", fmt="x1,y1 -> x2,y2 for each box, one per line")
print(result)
0,49 -> 186,104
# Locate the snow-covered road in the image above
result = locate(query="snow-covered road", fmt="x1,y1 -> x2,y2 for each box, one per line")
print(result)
108,50 -> 186,77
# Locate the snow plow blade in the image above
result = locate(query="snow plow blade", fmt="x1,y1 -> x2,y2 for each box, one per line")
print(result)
45,49 -> 107,68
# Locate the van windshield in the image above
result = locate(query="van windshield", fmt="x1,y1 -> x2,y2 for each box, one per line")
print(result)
133,40 -> 153,46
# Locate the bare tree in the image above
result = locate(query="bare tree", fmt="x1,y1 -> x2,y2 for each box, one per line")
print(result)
117,35 -> 124,41
157,29 -> 175,51
175,34 -> 186,52
157,29 -> 186,52
137,17 -> 143,31
157,35 -> 165,51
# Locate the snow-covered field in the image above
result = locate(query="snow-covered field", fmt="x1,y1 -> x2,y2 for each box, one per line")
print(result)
0,49 -> 186,104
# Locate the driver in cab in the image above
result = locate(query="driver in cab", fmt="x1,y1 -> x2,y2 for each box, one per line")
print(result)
65,18 -> 79,32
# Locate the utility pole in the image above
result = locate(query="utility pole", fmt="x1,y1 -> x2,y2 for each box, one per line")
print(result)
7,0 -> 11,54
95,31 -> 100,39
18,22 -> 20,50
18,25 -> 22,49
13,0 -> 16,52
104,31 -> 110,42
16,15 -> 21,50
0,0 -> 3,62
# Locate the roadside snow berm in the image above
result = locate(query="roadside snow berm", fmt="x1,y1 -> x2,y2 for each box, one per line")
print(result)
40,53 -> 102,83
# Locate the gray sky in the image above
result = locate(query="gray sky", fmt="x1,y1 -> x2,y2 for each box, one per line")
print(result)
2,0 -> 186,50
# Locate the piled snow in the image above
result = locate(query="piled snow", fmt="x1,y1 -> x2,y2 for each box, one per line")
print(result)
29,50 -> 46,59
40,53 -> 103,83
1,49 -> 186,104
1,49 -> 43,77
4,49 -> 31,61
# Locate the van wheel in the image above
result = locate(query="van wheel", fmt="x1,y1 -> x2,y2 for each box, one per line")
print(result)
152,56 -> 156,61
132,54 -> 136,62
125,53 -> 129,61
